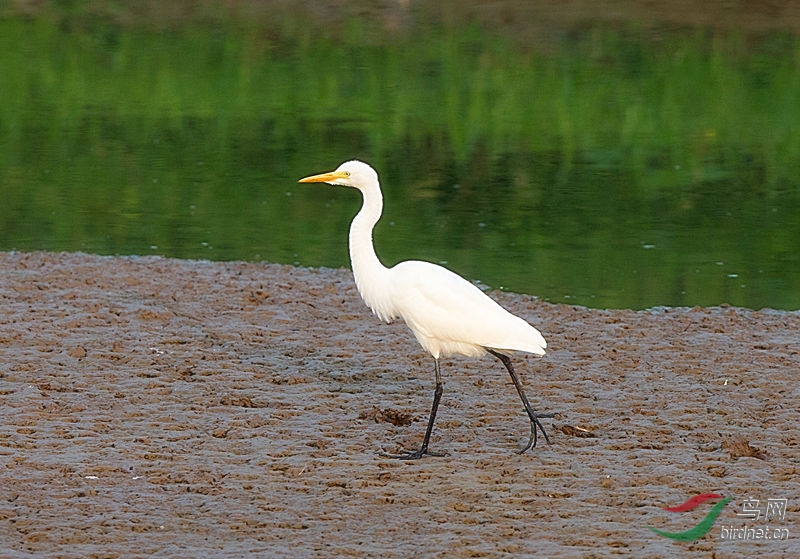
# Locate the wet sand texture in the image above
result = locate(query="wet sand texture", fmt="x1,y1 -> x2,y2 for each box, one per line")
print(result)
1,252 -> 798,557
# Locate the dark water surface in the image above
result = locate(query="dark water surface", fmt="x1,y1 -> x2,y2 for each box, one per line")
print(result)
2,4 -> 799,309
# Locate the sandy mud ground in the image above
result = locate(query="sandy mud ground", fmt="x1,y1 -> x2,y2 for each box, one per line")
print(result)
0,251 -> 797,557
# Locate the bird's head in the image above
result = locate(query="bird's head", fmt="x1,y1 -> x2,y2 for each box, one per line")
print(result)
298,160 -> 377,190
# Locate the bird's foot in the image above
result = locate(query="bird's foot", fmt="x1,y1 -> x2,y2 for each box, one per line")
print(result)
519,411 -> 556,454
380,446 -> 447,460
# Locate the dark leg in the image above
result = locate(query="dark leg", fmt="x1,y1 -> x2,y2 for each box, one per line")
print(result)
487,349 -> 554,453
382,358 -> 446,460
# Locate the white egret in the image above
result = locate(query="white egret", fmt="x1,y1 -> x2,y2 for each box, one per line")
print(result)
299,160 -> 552,459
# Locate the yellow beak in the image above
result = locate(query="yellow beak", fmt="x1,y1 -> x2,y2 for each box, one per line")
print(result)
298,170 -> 348,183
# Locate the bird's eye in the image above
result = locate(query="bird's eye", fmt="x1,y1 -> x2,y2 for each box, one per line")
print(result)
344,171 -> 351,177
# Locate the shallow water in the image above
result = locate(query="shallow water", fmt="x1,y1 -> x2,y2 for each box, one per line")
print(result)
1,5 -> 799,309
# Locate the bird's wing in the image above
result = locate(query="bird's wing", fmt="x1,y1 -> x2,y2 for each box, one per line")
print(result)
389,260 -> 546,356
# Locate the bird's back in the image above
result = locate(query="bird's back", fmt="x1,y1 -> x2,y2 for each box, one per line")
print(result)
387,260 -> 546,359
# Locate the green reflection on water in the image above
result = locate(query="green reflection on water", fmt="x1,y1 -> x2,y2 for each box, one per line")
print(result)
1,14 -> 798,309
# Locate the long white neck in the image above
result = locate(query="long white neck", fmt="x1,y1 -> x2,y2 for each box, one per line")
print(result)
349,180 -> 394,321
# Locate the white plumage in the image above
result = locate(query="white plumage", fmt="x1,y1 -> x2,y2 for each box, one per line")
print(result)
386,260 -> 546,358
299,160 -> 552,459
